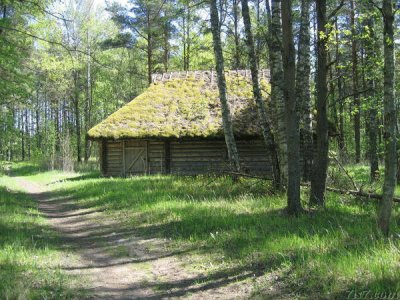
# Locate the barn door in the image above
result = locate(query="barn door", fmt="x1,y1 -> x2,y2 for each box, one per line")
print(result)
123,141 -> 147,176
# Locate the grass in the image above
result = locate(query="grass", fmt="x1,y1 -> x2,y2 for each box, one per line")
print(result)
0,163 -> 84,299
1,161 -> 400,298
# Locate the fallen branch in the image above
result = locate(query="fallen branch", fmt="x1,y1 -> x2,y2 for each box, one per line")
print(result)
329,152 -> 359,191
222,171 -> 269,180
222,171 -> 400,204
301,183 -> 400,204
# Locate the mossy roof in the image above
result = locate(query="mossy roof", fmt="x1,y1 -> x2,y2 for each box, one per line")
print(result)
88,72 -> 271,140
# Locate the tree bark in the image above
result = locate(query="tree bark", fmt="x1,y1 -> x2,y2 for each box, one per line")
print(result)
232,0 -> 241,69
74,70 -> 81,163
295,0 -> 312,181
241,0 -> 281,189
84,30 -> 92,162
266,0 -> 287,186
147,13 -> 152,84
210,0 -> 241,173
378,0 -> 396,237
309,0 -> 329,206
363,7 -> 379,181
281,0 -> 302,214
350,0 -> 361,163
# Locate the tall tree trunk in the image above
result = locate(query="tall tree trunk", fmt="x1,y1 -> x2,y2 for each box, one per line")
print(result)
84,30 -> 92,162
147,13 -> 152,84
350,0 -> 361,163
335,18 -> 345,157
295,0 -> 312,181
364,9 -> 379,181
74,71 -> 81,163
378,0 -> 396,236
309,0 -> 329,206
25,109 -> 30,160
281,0 -> 302,214
163,21 -> 170,72
21,110 -> 25,161
232,0 -> 241,69
241,0 -> 281,189
266,0 -> 287,185
210,0 -> 241,173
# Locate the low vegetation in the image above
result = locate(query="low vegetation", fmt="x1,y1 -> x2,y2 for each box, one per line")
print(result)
0,164 -> 84,299
2,162 -> 398,298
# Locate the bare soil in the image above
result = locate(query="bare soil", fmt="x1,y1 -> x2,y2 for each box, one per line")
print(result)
14,177 -> 277,300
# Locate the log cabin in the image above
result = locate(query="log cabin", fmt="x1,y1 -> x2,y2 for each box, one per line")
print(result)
87,69 -> 277,177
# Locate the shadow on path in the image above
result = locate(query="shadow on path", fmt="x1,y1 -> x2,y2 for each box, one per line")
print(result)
15,177 -> 264,299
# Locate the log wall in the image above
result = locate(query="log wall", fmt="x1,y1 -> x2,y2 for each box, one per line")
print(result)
100,139 -> 275,177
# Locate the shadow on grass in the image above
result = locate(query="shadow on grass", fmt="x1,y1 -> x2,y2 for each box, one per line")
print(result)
47,175 -> 400,297
0,186 -> 84,298
6,162 -> 43,177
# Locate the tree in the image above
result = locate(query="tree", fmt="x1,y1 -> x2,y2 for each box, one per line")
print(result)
210,0 -> 241,174
378,0 -> 396,236
309,0 -> 329,206
350,0 -> 361,163
266,0 -> 287,186
108,0 -> 171,84
241,0 -> 281,188
281,0 -> 302,214
362,4 -> 379,181
295,0 -> 312,181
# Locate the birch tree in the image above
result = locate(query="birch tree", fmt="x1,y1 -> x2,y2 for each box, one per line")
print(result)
210,0 -> 241,173
241,0 -> 281,188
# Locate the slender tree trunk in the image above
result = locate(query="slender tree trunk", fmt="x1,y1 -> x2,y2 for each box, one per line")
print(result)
84,30 -> 92,162
163,21 -> 170,72
364,10 -> 379,181
147,13 -> 152,84
378,0 -> 396,236
281,0 -> 302,214
233,0 -> 241,69
335,18 -> 345,158
295,0 -> 312,181
74,71 -> 81,163
310,0 -> 329,206
241,0 -> 281,189
210,0 -> 241,173
25,110 -> 30,160
266,0 -> 287,185
21,110 -> 25,161
350,0 -> 361,163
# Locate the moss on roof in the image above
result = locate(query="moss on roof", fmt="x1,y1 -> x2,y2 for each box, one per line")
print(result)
88,73 -> 271,140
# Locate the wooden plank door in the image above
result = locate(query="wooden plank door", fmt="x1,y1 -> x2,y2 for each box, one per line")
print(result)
123,141 -> 147,176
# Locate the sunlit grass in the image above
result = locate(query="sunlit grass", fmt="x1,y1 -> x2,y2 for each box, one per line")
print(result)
43,169 -> 399,297
2,161 -> 399,298
0,170 -> 84,298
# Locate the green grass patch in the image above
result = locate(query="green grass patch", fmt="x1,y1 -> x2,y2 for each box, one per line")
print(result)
3,162 -> 400,298
0,174 -> 84,299
38,170 -> 399,298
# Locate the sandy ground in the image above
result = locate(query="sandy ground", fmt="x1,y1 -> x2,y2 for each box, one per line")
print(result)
13,177 -> 275,300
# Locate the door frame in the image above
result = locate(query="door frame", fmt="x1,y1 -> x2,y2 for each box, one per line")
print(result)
122,140 -> 148,176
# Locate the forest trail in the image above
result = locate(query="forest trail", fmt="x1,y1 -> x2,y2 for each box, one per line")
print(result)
13,177 -> 258,299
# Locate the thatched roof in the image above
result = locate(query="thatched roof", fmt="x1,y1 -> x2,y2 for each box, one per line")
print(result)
88,70 -> 271,140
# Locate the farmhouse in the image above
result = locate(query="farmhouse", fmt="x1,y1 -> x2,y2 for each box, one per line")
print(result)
87,70 -> 275,177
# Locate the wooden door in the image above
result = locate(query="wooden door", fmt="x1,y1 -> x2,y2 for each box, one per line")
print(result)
123,141 -> 147,176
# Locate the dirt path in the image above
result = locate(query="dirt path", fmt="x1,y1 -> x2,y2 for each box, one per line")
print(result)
13,177 -> 261,300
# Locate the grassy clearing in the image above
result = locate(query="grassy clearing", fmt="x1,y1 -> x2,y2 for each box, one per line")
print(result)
0,163 -> 84,299
2,161 -> 400,298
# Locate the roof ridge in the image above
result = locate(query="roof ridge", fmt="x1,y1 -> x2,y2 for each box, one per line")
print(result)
151,69 -> 270,84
